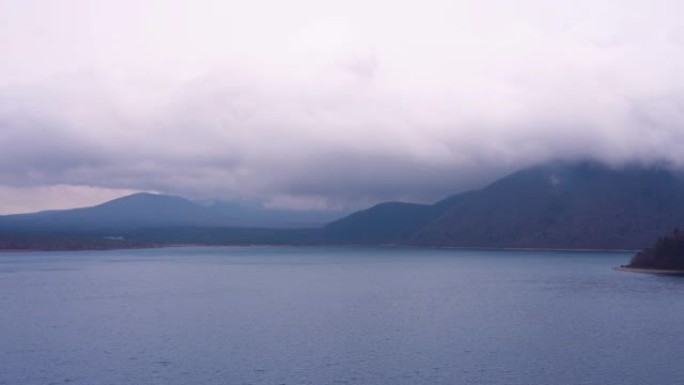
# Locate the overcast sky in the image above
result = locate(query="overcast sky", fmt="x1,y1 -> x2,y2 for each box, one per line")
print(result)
2,0 -> 684,213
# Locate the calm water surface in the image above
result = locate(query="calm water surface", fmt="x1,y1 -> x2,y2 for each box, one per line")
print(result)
1,246 -> 683,385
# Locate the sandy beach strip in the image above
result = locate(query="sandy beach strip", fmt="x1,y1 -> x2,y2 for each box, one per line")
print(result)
614,266 -> 684,275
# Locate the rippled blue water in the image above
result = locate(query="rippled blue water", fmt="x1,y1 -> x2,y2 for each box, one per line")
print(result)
1,246 -> 683,385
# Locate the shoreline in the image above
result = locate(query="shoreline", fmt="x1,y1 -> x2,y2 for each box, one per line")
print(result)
423,245 -> 636,253
614,265 -> 684,275
0,243 -> 638,254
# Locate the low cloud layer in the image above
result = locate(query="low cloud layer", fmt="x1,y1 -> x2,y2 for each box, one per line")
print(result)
3,0 -> 684,212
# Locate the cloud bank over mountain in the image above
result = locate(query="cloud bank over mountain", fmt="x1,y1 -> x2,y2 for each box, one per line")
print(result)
3,0 -> 684,212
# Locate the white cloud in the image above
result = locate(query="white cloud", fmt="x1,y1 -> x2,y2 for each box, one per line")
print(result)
2,0 -> 684,212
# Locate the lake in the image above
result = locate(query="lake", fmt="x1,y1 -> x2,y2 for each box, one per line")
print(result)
1,246 -> 683,385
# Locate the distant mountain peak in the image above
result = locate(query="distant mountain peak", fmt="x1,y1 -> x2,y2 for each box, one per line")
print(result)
101,192 -> 187,202
0,191 -> 347,231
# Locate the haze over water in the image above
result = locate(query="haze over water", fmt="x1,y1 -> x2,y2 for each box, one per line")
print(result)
2,246 -> 683,385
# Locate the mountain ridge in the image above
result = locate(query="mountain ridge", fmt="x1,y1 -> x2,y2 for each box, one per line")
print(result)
0,192 -> 346,231
3,160 -> 684,250
325,160 -> 684,249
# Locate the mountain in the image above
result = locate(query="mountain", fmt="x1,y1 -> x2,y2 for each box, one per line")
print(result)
321,192 -> 475,244
0,193 -> 203,231
0,192 -> 346,231
325,161 -> 684,249
5,160 -> 684,251
322,202 -> 439,244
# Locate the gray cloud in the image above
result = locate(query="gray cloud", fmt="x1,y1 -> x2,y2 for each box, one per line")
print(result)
3,0 -> 684,211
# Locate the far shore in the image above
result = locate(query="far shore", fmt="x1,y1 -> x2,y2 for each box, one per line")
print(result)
615,265 -> 684,275
0,243 -> 638,254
